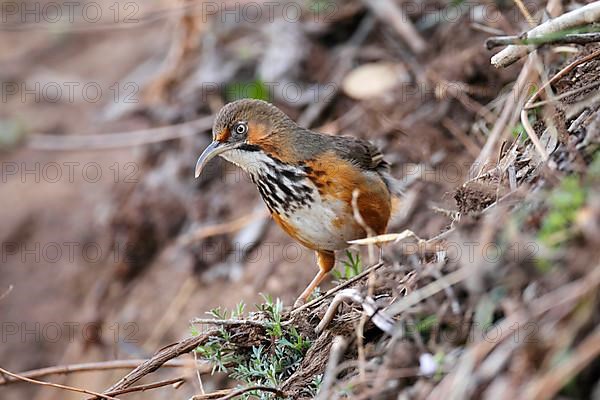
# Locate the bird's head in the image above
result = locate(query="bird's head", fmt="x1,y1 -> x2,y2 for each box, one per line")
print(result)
194,99 -> 295,178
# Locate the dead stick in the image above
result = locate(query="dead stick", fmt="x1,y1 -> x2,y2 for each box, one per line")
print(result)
0,359 -> 207,386
486,32 -> 600,50
362,0 -> 426,53
316,336 -> 349,400
99,332 -> 215,396
519,48 -> 600,161
0,285 -> 13,301
27,116 -> 213,151
290,262 -> 384,316
491,3 -> 600,68
105,376 -> 186,396
525,328 -> 600,399
218,386 -> 285,399
191,386 -> 285,400
0,367 -> 118,400
191,318 -> 281,328
524,48 -> 600,109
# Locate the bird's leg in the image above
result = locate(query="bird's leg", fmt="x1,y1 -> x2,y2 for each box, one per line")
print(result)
293,250 -> 335,308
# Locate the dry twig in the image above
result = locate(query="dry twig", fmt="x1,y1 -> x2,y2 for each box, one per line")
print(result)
100,332 -> 215,396
316,336 -> 349,400
178,211 -> 267,246
191,317 -> 285,328
191,386 -> 285,400
27,116 -> 213,151
0,367 -> 118,400
0,285 -> 13,302
486,32 -> 600,49
105,376 -> 186,397
524,328 -> 600,399
472,56 -> 535,176
428,265 -> 600,399
290,262 -> 384,316
362,0 -> 426,54
385,267 -> 471,317
520,48 -> 600,161
316,289 -> 395,334
0,359 -> 206,386
491,3 -> 600,68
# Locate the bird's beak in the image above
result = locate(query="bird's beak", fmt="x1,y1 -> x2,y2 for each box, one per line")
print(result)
194,141 -> 233,178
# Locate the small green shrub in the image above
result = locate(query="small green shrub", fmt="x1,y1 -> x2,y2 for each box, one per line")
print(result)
195,296 -> 311,399
332,250 -> 362,282
536,174 -> 587,271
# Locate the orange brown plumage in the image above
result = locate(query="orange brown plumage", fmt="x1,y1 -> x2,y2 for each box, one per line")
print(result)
195,99 -> 399,307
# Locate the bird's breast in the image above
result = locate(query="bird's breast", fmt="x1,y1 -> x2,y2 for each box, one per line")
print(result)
222,149 -> 391,251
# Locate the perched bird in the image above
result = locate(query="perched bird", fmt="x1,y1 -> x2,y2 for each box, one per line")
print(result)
195,99 -> 398,307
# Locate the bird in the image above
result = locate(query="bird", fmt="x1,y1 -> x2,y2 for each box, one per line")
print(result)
195,99 -> 399,307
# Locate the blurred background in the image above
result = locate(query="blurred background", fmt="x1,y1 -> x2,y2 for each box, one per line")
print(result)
2,0 -> 599,399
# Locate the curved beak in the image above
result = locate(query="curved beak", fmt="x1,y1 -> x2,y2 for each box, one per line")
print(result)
194,141 -> 233,178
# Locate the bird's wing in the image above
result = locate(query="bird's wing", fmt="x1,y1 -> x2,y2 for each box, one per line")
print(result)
330,135 -> 389,172
331,135 -> 408,197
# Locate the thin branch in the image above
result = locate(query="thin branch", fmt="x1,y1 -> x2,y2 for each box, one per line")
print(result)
0,359 -> 207,386
385,267 -> 471,317
316,289 -> 395,334
192,346 -> 205,395
486,32 -> 600,50
523,48 -> 600,110
520,58 -> 549,162
0,367 -> 119,400
520,48 -> 600,161
352,188 -> 377,263
290,262 -> 385,316
525,80 -> 600,109
217,386 -> 285,400
0,285 -> 13,301
512,0 -> 537,27
362,0 -> 426,54
190,318 -> 282,328
429,265 -> 600,399
524,328 -> 600,399
26,116 -> 213,151
191,386 -> 285,400
178,211 -> 267,246
99,332 -> 215,396
491,3 -> 600,68
441,117 -> 481,158
316,336 -> 349,400
190,389 -> 232,399
472,56 -> 536,175
105,376 -> 186,397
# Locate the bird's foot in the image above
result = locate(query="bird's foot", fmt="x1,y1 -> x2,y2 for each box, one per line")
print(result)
293,297 -> 306,309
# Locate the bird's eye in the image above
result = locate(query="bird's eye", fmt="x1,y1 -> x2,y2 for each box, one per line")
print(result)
233,122 -> 248,136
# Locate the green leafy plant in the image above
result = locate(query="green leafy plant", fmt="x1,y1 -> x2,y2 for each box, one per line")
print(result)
332,250 -> 362,281
195,296 -> 311,399
536,174 -> 587,271
538,175 -> 586,247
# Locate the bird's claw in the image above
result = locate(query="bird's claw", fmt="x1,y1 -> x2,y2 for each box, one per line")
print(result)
293,297 -> 306,309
